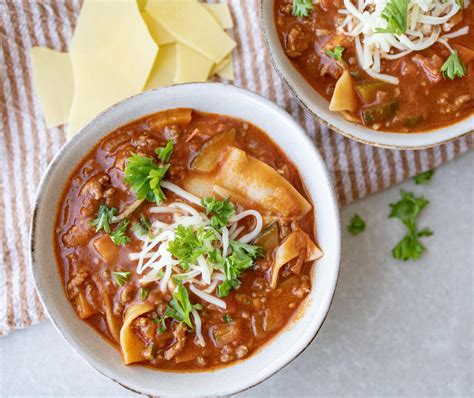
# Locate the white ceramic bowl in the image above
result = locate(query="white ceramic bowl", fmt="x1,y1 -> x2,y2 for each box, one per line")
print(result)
30,83 -> 341,397
260,1 -> 474,150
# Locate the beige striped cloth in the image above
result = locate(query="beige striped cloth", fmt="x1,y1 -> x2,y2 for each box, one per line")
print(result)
0,0 -> 472,336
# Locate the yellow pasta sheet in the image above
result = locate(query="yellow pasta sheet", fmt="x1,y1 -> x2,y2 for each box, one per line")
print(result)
30,47 -> 73,128
68,0 -> 158,136
146,0 -> 235,62
175,42 -> 213,84
145,44 -> 177,89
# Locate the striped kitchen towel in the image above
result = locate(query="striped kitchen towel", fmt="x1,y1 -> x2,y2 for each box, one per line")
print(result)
0,0 -> 472,336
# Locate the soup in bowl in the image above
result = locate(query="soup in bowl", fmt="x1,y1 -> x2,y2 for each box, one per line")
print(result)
31,83 -> 340,396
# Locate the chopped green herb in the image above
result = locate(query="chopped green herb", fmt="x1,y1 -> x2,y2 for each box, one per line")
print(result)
456,0 -> 464,8
165,285 -> 202,329
90,204 -> 116,233
292,0 -> 314,18
375,0 -> 409,35
167,225 -> 217,270
152,317 -> 159,325
132,214 -> 152,237
413,170 -> 434,185
201,197 -> 236,229
441,51 -> 466,80
139,287 -> 149,301
326,46 -> 345,62
110,219 -> 131,246
389,190 -> 432,261
157,318 -> 167,334
124,153 -> 170,205
112,271 -> 131,287
223,315 -> 233,323
217,241 -> 261,298
348,214 -> 366,236
155,140 -> 174,162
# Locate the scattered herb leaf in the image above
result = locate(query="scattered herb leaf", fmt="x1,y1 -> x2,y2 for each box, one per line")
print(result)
165,285 -> 202,329
375,0 -> 409,35
124,153 -> 170,205
223,315 -> 233,323
201,197 -> 236,229
110,219 -> 131,246
348,214 -> 366,236
389,190 -> 432,261
326,46 -> 345,62
441,51 -> 466,80
292,0 -> 314,18
132,214 -> 152,237
168,225 -> 216,270
90,204 -> 116,233
414,170 -> 434,185
155,140 -> 174,162
112,271 -> 131,287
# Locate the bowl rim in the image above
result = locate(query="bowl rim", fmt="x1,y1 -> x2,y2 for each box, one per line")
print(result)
260,1 -> 474,150
29,82 -> 341,397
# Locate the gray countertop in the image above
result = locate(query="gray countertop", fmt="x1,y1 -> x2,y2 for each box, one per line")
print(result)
1,153 -> 472,398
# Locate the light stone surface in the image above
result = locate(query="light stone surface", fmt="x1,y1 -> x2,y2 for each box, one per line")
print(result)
1,153 -> 472,398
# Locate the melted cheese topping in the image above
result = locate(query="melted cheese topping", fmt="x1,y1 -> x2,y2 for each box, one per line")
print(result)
338,0 -> 470,84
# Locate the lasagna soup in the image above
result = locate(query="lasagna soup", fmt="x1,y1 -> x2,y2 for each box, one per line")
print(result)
54,108 -> 322,371
275,0 -> 474,132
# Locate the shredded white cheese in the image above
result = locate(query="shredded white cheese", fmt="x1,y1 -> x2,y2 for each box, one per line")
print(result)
338,0 -> 470,84
128,183 -> 264,329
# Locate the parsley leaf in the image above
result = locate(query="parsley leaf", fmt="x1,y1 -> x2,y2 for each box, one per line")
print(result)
90,204 -> 116,233
375,0 -> 409,35
326,46 -> 345,62
139,287 -> 149,300
132,214 -> 152,237
167,225 -> 216,270
348,214 -> 366,236
441,51 -> 466,80
201,197 -> 236,229
456,0 -> 464,7
112,271 -> 131,287
413,170 -> 434,185
165,285 -> 202,329
223,315 -> 233,323
155,140 -> 174,162
217,241 -> 261,298
292,0 -> 313,18
110,219 -> 131,246
389,190 -> 432,261
124,153 -> 170,205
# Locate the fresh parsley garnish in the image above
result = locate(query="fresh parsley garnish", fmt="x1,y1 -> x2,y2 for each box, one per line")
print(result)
90,204 -> 116,233
139,287 -> 149,301
155,140 -> 174,162
292,0 -> 314,18
326,46 -> 345,62
112,271 -> 131,287
441,51 -> 466,80
389,190 -> 433,261
167,225 -> 216,270
132,214 -> 152,237
216,241 -> 261,298
375,0 -> 409,35
348,214 -> 366,236
152,316 -> 167,333
110,219 -> 131,246
223,315 -> 233,323
414,170 -> 434,185
124,153 -> 170,205
165,285 -> 202,329
456,0 -> 464,7
201,197 -> 236,229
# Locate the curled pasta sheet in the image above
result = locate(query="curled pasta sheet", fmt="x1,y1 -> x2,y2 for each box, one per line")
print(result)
329,70 -> 358,112
185,146 -> 311,217
270,229 -> 323,289
95,277 -> 121,343
120,302 -> 155,365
